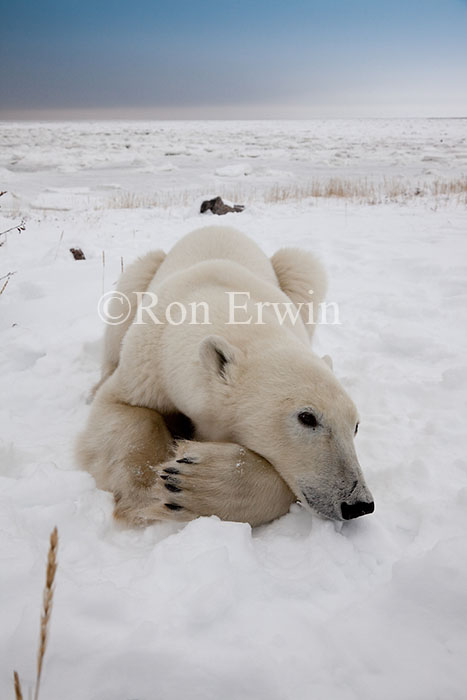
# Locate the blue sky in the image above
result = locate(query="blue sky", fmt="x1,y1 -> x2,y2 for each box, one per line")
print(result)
1,0 -> 466,118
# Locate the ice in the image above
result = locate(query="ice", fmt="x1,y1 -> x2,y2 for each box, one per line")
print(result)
215,163 -> 254,177
1,119 -> 466,700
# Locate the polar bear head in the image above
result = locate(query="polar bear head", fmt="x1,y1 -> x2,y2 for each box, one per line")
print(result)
199,335 -> 374,521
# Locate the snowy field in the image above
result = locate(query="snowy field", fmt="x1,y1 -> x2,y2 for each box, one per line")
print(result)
1,119 -> 467,700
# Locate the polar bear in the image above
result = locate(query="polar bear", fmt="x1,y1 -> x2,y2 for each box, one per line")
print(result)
77,226 -> 374,527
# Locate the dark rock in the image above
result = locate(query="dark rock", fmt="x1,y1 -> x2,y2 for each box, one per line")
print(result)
70,247 -> 86,260
200,196 -> 245,215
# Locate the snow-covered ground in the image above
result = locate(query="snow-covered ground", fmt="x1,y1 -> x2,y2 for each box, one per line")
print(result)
1,120 -> 466,700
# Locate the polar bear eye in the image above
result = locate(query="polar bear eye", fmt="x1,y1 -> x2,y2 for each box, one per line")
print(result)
298,411 -> 319,428
355,422 -> 359,435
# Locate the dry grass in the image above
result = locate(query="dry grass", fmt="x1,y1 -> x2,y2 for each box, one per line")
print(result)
101,176 -> 467,211
13,672 -> 23,700
34,527 -> 59,700
430,178 -> 467,197
104,189 -> 197,209
0,219 -> 26,246
262,177 -> 467,205
13,527 -> 59,700
0,271 -> 17,296
0,278 -> 10,295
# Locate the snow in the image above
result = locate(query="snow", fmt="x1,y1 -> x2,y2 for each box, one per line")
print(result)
1,119 -> 467,700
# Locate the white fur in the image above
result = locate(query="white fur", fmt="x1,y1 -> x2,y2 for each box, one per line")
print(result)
77,226 -> 373,526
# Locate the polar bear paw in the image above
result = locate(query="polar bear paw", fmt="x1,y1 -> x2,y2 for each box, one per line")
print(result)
153,440 -> 294,526
154,440 -> 256,521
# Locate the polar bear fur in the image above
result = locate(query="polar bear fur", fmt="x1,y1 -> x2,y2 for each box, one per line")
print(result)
77,226 -> 373,527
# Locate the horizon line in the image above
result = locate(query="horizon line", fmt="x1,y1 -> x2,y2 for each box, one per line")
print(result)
1,115 -> 466,123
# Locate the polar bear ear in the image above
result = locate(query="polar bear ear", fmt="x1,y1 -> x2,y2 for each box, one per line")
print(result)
321,354 -> 334,371
199,335 -> 243,384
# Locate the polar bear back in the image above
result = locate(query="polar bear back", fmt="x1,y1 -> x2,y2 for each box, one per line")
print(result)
152,226 -> 278,289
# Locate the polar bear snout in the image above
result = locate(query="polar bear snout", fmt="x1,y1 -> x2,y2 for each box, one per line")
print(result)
299,473 -> 374,522
340,499 -> 375,520
339,477 -> 375,520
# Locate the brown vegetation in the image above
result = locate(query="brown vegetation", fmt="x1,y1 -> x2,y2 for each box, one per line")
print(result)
102,177 -> 467,210
13,528 -> 59,700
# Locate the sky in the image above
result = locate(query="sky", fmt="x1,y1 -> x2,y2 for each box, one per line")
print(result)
0,0 -> 466,119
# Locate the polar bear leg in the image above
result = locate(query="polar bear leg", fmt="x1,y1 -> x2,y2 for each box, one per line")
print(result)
91,250 -> 166,398
155,440 -> 296,527
271,248 -> 327,338
77,376 -> 184,526
78,378 -> 295,526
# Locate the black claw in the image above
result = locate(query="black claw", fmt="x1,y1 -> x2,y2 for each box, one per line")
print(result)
176,457 -> 195,464
164,483 -> 182,493
163,466 -> 180,474
165,503 -> 183,511
159,473 -> 169,480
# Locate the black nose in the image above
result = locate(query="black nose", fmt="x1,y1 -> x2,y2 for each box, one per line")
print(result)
341,500 -> 375,520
